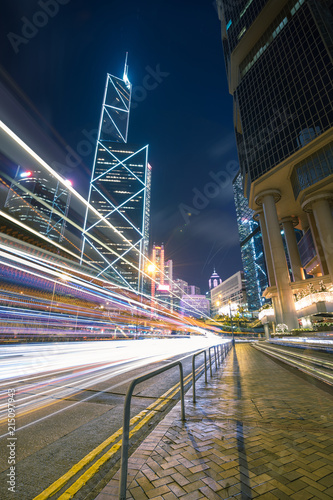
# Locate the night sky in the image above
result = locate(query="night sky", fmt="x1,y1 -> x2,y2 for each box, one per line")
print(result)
1,0 -> 242,292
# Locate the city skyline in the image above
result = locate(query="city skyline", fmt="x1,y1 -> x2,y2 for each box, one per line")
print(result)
0,0 -> 242,291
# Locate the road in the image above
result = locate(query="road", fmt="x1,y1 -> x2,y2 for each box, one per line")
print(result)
0,337 -> 227,499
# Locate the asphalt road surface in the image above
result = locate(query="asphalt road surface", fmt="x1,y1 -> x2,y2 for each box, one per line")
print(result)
0,336 -> 227,499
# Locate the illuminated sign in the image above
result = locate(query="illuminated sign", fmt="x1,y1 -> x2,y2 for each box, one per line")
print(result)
157,284 -> 170,292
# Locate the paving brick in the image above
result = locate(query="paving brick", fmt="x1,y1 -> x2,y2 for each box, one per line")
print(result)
319,472 -> 333,487
270,488 -> 292,500
95,344 -> 333,500
304,485 -> 333,500
290,488 -> 314,500
180,491 -> 204,500
167,481 -> 187,497
145,484 -> 170,498
183,479 -> 206,493
128,486 -> 148,500
163,492 -> 179,500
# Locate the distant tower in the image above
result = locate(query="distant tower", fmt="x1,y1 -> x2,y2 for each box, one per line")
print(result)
209,268 -> 222,290
5,166 -> 71,243
81,59 -> 151,292
151,243 -> 165,296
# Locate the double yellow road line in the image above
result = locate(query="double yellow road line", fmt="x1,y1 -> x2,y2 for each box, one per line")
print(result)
33,363 -> 205,500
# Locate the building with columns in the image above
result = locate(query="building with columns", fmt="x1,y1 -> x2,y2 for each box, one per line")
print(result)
217,0 -> 333,330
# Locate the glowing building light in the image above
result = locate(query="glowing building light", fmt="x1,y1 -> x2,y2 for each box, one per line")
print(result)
147,263 -> 157,274
295,291 -> 333,311
157,284 -> 170,292
258,308 -> 275,320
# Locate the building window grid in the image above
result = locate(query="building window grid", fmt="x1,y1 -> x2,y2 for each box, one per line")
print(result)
237,4 -> 333,182
240,0 -> 318,78
223,0 -> 269,53
291,142 -> 333,198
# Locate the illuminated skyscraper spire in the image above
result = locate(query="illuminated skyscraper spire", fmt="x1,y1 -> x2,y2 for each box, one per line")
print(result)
123,52 -> 130,88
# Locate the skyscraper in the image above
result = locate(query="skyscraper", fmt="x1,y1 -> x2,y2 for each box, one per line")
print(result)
5,165 -> 71,243
81,65 -> 151,292
217,0 -> 333,329
233,172 -> 268,311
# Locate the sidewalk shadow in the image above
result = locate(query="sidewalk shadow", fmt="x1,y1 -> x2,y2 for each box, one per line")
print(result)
232,346 -> 252,499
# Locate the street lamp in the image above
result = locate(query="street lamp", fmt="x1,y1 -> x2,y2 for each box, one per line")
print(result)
228,300 -> 235,346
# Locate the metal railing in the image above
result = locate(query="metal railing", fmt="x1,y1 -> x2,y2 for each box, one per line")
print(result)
119,341 -> 232,499
192,350 -> 207,403
119,360 -> 185,499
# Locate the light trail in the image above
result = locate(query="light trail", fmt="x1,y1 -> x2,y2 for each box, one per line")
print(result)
0,234 -> 215,327
0,338 -> 227,438
0,120 -> 215,320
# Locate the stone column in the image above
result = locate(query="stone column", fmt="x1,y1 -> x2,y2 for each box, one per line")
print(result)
253,210 -> 276,287
255,189 -> 298,330
272,295 -> 283,326
302,192 -> 333,280
281,217 -> 305,282
263,323 -> 270,339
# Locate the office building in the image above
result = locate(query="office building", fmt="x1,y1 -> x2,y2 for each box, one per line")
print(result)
150,244 -> 167,297
233,172 -> 268,310
217,0 -> 333,329
187,285 -> 201,295
5,166 -> 71,243
172,278 -> 188,297
81,67 -> 151,292
210,271 -> 247,317
164,259 -> 173,287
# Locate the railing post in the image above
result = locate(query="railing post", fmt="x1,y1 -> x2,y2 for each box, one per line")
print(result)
192,350 -> 207,403
179,362 -> 185,421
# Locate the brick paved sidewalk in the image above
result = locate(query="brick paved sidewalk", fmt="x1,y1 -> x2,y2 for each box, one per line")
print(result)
96,343 -> 333,499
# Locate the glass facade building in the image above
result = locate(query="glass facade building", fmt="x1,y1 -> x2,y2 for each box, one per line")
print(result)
4,165 -> 71,243
81,71 -> 151,292
218,0 -> 333,197
217,0 -> 333,329
233,172 -> 268,310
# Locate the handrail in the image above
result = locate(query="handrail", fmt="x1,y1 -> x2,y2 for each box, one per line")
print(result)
192,350 -> 207,403
119,341 -> 232,499
208,346 -> 216,377
119,360 -> 185,499
192,342 -> 231,403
